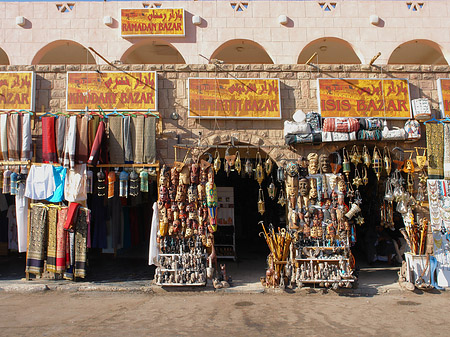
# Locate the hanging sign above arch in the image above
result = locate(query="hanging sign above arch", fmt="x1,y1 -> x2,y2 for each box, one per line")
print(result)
318,78 -> 412,119
0,72 -> 35,111
188,78 -> 282,119
66,71 -> 157,111
121,8 -> 185,37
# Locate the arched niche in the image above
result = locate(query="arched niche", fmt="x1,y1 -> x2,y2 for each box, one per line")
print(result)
210,39 -> 273,64
121,41 -> 185,64
0,48 -> 9,65
298,37 -> 362,64
388,40 -> 448,65
32,40 -> 95,65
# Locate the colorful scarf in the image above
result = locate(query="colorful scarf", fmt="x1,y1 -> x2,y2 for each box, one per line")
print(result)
88,120 -> 105,166
444,124 -> 450,180
25,205 -> 48,275
123,115 -> 133,163
64,202 -> 80,231
0,114 -> 7,160
88,116 -> 100,153
131,116 -> 144,163
427,123 -> 444,179
42,116 -> 57,163
21,114 -> 32,161
108,116 -> 124,164
76,115 -> 89,163
56,116 -> 66,164
56,207 -> 68,272
7,114 -> 20,161
46,207 -> 58,273
74,208 -> 89,278
63,116 -> 77,169
144,117 -> 156,163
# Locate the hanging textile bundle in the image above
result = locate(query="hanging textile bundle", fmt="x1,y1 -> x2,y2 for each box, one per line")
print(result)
97,171 -> 106,197
119,170 -> 129,198
3,169 -> 11,194
140,169 -> 149,192
10,171 -> 18,196
107,171 -> 116,199
86,170 -> 94,194
42,116 -> 57,163
129,171 -> 139,197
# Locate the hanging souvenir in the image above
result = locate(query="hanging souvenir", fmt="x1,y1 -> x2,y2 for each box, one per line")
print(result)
372,146 -> 382,181
342,148 -> 351,179
277,188 -> 286,207
309,178 -> 318,200
97,171 -> 106,197
307,153 -> 319,175
383,146 -> 392,176
235,151 -> 242,175
257,188 -> 265,215
328,174 -> 337,192
319,154 -> 331,174
107,171 -> 116,199
407,173 -> 414,195
119,170 -> 129,198
171,166 -> 179,186
255,151 -> 264,185
352,167 -> 363,188
316,175 -> 323,201
205,169 -> 218,232
415,147 -> 427,171
403,156 -> 415,174
298,156 -> 309,177
362,166 -> 368,185
224,145 -> 236,167
190,163 -> 200,185
159,165 -> 170,187
10,172 -> 17,196
350,145 -> 362,166
392,147 -> 405,170
245,148 -> 253,178
267,178 -> 277,200
224,158 -> 231,177
362,145 -> 371,168
277,164 -> 285,182
265,155 -> 273,175
329,152 -> 342,174
188,184 -> 198,203
140,170 -> 149,192
130,171 -> 139,197
179,164 -> 190,185
356,215 -> 365,226
214,148 -> 221,174
416,184 -> 425,202
2,170 -> 11,194
86,170 -> 93,194
384,179 -> 394,202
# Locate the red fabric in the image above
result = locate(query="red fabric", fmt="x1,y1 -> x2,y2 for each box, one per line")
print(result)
87,121 -> 105,166
322,118 -> 360,133
42,117 -> 57,163
64,202 -> 80,231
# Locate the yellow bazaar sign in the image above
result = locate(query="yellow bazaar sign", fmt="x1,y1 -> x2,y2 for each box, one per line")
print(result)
66,71 -> 157,111
121,8 -> 185,37
0,72 -> 35,111
188,78 -> 282,119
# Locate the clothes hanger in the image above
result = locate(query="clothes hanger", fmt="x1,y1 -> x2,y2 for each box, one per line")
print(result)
18,109 -> 33,116
423,115 -> 444,124
106,108 -> 125,118
40,111 -> 58,119
146,109 -> 160,118
441,114 -> 450,123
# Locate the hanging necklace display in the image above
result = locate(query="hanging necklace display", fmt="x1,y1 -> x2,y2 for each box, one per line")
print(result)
245,148 -> 253,178
258,188 -> 265,215
384,178 -> 394,202
277,187 -> 287,207
265,155 -> 273,176
235,151 -> 242,175
362,166 -> 368,185
383,146 -> 392,176
267,177 -> 277,200
342,147 -> 351,179
213,148 -> 221,174
352,166 -> 363,188
350,145 -> 362,166
329,152 -> 342,174
362,145 -> 371,168
255,150 -> 264,185
372,146 -> 382,181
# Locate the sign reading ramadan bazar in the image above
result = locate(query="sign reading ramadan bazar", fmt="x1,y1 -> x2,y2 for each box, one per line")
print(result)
121,8 -> 185,37
437,79 -> 450,118
0,72 -> 35,111
318,78 -> 412,119
66,71 -> 157,111
188,78 -> 281,119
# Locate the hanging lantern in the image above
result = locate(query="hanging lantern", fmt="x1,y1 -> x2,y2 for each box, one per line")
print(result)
224,158 -> 231,177
363,145 -> 371,168
235,151 -> 242,175
265,156 -> 273,175
213,148 -> 221,174
268,179 -> 277,200
278,188 -> 287,207
352,167 -> 363,188
277,165 -> 285,182
372,146 -> 382,181
258,188 -> 265,215
350,145 -> 362,166
255,151 -> 264,185
342,148 -> 351,179
383,146 -> 392,176
362,166 -> 368,185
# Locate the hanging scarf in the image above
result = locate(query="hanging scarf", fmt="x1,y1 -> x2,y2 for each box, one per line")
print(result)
74,208 -> 89,278
148,202 -> 160,266
25,205 -> 48,275
21,114 -> 32,161
0,114 -> 7,160
64,202 -> 80,231
427,123 -> 444,179
108,116 -> 124,164
445,124 -> 450,179
131,116 -> 144,163
15,182 -> 28,253
46,207 -> 58,273
7,114 -> 20,161
56,115 -> 66,164
88,116 -> 100,153
56,207 -> 68,273
76,115 -> 89,163
123,115 -> 133,163
108,171 -> 116,199
88,120 -> 105,166
144,116 -> 156,163
63,116 -> 77,169
42,116 -> 57,163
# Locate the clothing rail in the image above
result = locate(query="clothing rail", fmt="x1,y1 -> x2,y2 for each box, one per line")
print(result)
0,161 -> 159,168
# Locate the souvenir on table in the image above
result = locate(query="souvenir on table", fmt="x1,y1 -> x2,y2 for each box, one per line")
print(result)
350,145 -> 361,166
383,146 -> 392,176
342,148 -> 351,179
255,151 -> 264,185
372,146 -> 382,181
214,149 -> 221,174
307,153 -> 319,175
362,145 -> 371,168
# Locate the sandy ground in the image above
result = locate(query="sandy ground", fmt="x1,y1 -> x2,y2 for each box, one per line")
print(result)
0,290 -> 448,337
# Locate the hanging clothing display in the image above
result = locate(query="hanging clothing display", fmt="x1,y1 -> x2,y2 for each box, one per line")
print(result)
108,116 -> 124,164
76,115 -> 89,163
88,116 -> 100,152
123,115 -> 133,163
25,164 -> 56,200
445,124 -> 450,180
7,204 -> 17,251
64,164 -> 87,202
88,120 -> 105,166
0,114 -> 7,160
21,113 -> 32,162
149,202 -> 159,266
427,123 -> 444,179
144,117 -> 156,163
42,116 -> 57,163
131,116 -> 144,163
56,207 -> 68,272
16,181 -> 28,252
25,205 -> 48,275
46,207 -> 58,273
47,166 -> 66,203
74,208 -> 89,278
56,115 -> 66,164
63,116 -> 77,169
7,114 -> 20,161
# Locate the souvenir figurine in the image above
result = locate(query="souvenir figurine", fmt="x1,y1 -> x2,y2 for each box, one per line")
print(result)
214,149 -> 221,174
188,184 -> 198,203
299,178 -> 310,208
319,154 -> 331,173
159,165 -> 170,187
309,178 -> 318,200
171,166 -> 179,186
307,153 -> 319,175
206,168 -> 218,232
197,183 -> 206,201
190,163 -> 200,184
179,164 -> 190,185
235,151 -> 242,175
255,151 -> 265,185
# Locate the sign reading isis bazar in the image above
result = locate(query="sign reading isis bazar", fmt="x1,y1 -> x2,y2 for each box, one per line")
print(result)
188,78 -> 281,119
0,72 -> 35,111
121,8 -> 185,37
66,71 -> 157,111
318,78 -> 412,119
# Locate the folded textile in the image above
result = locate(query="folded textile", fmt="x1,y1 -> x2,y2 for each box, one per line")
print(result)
131,116 -> 144,163
108,116 -> 124,164
63,116 -> 77,169
306,112 -> 321,132
64,164 -> 87,202
359,118 -> 383,130
88,120 -> 105,166
56,116 -> 66,164
25,164 -> 56,200
144,117 -> 156,163
7,114 -> 20,161
123,115 -> 133,163
357,129 -> 382,140
42,116 -> 57,163
21,114 -> 32,161
283,120 -> 311,137
25,205 -> 48,275
285,133 -> 322,145
322,131 -> 357,142
0,114 -> 7,160
76,115 -> 89,163
322,118 -> 360,133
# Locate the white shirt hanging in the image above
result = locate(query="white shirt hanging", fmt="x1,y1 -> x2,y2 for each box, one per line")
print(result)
24,164 -> 56,200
